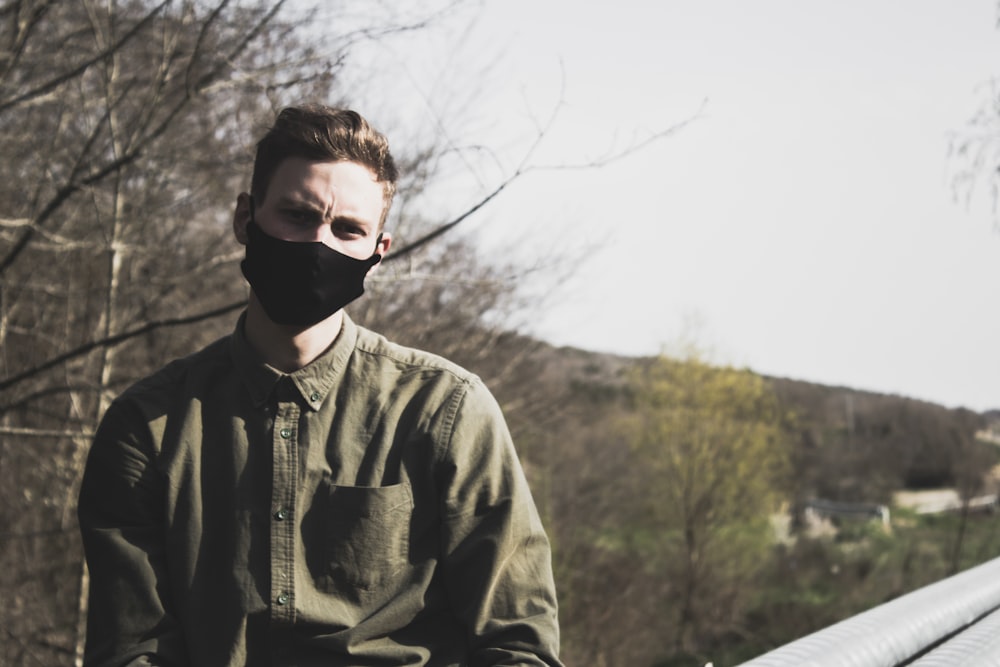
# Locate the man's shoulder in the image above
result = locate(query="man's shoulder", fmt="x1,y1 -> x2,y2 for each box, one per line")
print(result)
117,334 -> 232,405
351,324 -> 478,387
348,324 -> 507,438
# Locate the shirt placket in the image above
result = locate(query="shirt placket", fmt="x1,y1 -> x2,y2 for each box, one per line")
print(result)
270,382 -> 300,625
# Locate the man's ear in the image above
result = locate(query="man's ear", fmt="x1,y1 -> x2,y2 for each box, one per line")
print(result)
233,192 -> 252,245
367,232 -> 392,276
377,232 -> 392,257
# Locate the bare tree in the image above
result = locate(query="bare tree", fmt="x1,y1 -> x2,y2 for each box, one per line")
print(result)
625,353 -> 791,660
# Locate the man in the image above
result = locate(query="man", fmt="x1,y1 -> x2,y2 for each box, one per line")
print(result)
78,105 -> 562,666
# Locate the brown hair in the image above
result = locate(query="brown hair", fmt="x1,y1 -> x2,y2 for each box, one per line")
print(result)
250,105 -> 398,227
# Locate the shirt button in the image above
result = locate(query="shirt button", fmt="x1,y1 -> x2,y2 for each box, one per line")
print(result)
274,508 -> 288,521
279,428 -> 292,439
276,592 -> 289,606
309,391 -> 321,402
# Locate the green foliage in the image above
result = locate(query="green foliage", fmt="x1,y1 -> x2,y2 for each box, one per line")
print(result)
623,354 -> 792,657
720,510 -> 1000,665
546,350 -> 994,666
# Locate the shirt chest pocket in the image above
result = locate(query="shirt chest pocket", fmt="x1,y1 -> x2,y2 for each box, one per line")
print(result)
318,482 -> 414,592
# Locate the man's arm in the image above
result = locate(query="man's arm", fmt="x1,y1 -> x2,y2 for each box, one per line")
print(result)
436,379 -> 563,667
78,400 -> 186,667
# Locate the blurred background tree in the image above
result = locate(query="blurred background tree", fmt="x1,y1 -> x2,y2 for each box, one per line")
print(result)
624,354 -> 790,661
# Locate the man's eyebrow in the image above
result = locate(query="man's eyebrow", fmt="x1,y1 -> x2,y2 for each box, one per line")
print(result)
274,195 -> 323,211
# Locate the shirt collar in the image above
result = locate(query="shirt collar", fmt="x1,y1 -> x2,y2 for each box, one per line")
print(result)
231,312 -> 359,410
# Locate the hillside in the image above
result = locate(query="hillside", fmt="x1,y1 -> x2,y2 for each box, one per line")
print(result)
409,317 -> 998,505
462,335 -> 997,507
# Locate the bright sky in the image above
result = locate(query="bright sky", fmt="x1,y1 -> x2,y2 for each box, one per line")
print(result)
341,0 -> 1000,412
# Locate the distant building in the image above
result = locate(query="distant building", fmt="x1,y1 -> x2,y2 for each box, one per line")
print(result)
801,498 -> 891,538
893,489 -> 997,515
976,426 -> 1000,446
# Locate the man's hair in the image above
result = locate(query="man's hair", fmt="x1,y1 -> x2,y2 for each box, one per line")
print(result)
250,105 -> 399,227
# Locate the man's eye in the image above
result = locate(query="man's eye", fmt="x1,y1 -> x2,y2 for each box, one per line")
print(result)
334,223 -> 364,237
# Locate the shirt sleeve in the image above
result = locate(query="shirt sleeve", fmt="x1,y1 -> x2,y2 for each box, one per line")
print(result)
436,378 -> 564,667
77,399 -> 186,667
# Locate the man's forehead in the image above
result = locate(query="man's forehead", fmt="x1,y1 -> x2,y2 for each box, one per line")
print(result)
263,158 -> 385,223
273,157 -> 377,180
269,159 -> 377,194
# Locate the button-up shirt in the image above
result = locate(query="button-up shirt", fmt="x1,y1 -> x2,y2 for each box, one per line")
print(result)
78,314 -> 562,666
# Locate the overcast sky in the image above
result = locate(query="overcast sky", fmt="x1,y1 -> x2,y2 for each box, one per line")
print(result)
344,0 -> 1000,412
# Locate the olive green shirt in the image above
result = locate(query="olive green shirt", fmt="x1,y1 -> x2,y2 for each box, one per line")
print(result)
78,314 -> 561,667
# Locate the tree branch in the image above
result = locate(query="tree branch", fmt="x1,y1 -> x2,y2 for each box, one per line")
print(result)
388,100 -> 703,261
0,0 -> 170,113
0,299 -> 246,393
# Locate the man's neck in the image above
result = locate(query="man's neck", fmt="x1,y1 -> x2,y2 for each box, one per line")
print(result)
244,297 -> 343,373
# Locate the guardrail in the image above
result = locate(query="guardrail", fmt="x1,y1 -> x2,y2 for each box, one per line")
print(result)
736,555 -> 1000,666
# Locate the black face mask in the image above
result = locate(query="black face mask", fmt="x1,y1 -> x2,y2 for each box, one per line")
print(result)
240,210 -> 382,327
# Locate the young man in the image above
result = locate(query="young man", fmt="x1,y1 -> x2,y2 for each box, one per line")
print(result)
78,106 -> 562,666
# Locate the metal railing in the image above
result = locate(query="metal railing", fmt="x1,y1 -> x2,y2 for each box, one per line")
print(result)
737,556 -> 1000,666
